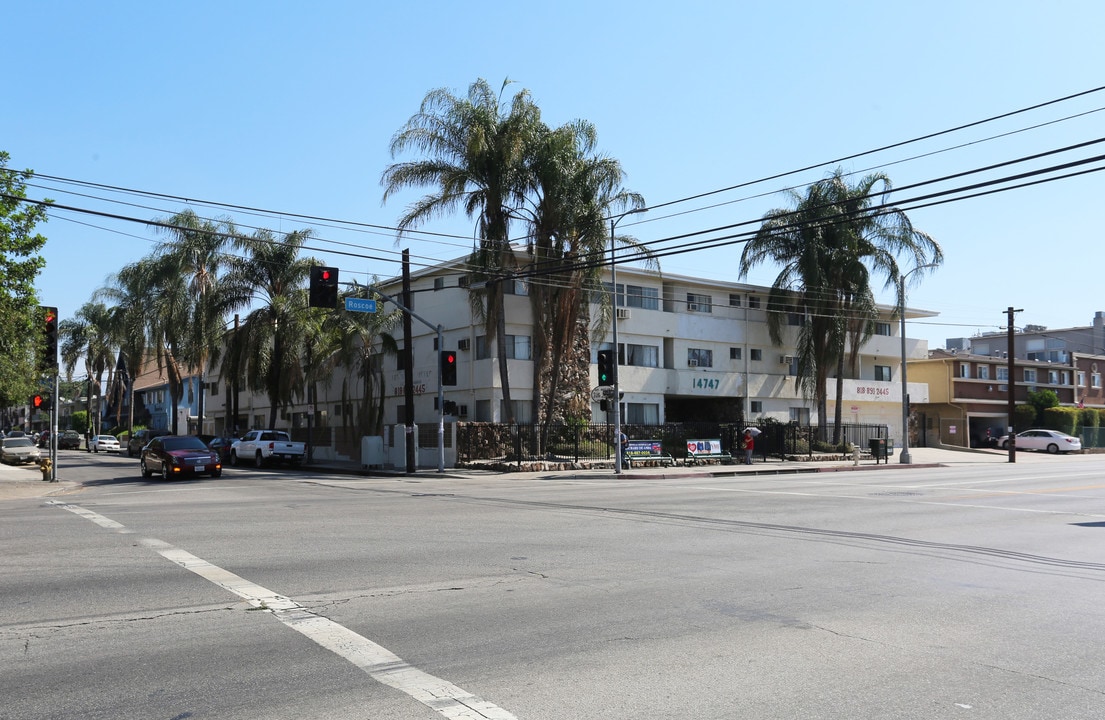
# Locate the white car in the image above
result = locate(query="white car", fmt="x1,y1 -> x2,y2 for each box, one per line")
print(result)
997,429 -> 1082,454
89,434 -> 121,453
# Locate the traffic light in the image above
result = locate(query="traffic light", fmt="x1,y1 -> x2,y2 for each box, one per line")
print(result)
308,266 -> 339,309
40,306 -> 58,370
597,349 -> 615,386
440,350 -> 457,386
31,394 -> 49,411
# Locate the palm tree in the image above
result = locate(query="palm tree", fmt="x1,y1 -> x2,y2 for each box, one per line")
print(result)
315,280 -> 402,438
820,169 -> 943,441
741,168 -> 942,442
519,119 -> 645,436
382,78 -> 541,425
96,265 -> 150,436
150,210 -> 242,432
224,227 -> 318,429
59,302 -> 115,436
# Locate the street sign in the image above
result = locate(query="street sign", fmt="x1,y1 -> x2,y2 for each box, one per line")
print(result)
590,386 -> 613,402
344,297 -> 377,313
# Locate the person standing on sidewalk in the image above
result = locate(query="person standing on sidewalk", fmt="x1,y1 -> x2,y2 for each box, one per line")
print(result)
741,429 -> 754,465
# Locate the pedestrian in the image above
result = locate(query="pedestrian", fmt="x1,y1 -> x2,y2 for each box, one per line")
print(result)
742,429 -> 754,465
619,431 -> 628,469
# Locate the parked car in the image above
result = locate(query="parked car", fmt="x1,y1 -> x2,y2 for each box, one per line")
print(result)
997,429 -> 1082,454
89,434 -> 121,453
140,435 -> 222,479
2,437 -> 42,465
231,429 -> 306,467
58,430 -> 82,450
127,428 -> 170,457
207,436 -> 238,463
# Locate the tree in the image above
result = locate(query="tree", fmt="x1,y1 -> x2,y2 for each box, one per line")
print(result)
0,152 -> 49,406
149,210 -> 242,431
382,78 -> 541,424
59,302 -> 116,435
741,168 -> 942,439
315,280 -> 402,438
223,228 -> 318,429
1027,388 -> 1059,425
518,119 -> 645,438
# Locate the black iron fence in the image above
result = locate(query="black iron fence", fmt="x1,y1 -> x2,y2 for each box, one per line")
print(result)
457,421 -> 889,463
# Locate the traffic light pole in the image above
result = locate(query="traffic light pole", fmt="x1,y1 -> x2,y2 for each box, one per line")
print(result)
364,284 -> 445,473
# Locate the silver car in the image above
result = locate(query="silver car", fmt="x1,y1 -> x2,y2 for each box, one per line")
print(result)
1,437 -> 42,465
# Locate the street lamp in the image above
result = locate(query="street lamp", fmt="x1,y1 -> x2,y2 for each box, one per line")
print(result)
898,262 -> 937,464
610,207 -> 646,475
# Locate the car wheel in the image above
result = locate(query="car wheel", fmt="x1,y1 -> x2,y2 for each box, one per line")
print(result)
230,451 -> 238,467
1047,443 -> 1059,454
256,451 -> 264,467
162,464 -> 171,480
141,459 -> 153,478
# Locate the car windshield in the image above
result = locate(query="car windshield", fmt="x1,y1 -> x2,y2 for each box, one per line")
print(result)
3,438 -> 34,448
162,436 -> 210,452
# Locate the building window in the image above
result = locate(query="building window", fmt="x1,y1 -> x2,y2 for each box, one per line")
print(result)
506,335 -> 530,360
499,399 -> 532,422
1024,368 -> 1037,383
996,366 -> 1009,381
750,401 -> 762,413
729,293 -> 741,307
875,365 -> 892,382
1061,371 -> 1070,385
730,347 -> 741,360
1078,371 -> 1087,386
687,293 -> 712,313
1048,370 -> 1058,385
750,348 -> 762,362
503,278 -> 529,295
475,399 -> 491,422
959,363 -> 970,378
687,348 -> 713,368
625,403 -> 660,424
622,343 -> 659,368
626,285 -> 659,310
475,335 -> 531,360
1093,374 -> 1102,389
433,277 -> 445,290
787,312 -> 804,326
748,296 -> 761,309
874,322 -> 892,336
789,407 -> 810,424
978,365 -> 990,380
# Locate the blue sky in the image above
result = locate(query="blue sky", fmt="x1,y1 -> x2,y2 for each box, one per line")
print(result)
6,0 -> 1104,353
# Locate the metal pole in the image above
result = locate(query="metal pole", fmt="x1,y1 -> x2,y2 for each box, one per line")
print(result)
437,325 -> 445,473
609,208 -> 645,475
899,263 -> 937,464
1007,307 -> 1022,463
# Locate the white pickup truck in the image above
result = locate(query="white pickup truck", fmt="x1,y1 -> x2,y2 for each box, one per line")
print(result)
230,430 -> 306,467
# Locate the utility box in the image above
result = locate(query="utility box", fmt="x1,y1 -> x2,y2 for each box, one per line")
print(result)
361,435 -> 385,469
869,437 -> 889,464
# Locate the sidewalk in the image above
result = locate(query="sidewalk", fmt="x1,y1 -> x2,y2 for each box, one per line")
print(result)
0,445 -> 1036,502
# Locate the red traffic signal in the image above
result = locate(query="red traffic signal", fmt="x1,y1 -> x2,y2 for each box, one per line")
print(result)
31,394 -> 48,410
309,266 -> 339,309
440,350 -> 457,385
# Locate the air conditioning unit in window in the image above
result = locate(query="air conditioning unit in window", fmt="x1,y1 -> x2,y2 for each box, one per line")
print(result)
616,308 -> 630,320
779,355 -> 795,364
458,338 -> 470,351
688,358 -> 699,367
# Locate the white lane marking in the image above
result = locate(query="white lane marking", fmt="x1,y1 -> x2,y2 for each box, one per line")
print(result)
48,501 -> 517,720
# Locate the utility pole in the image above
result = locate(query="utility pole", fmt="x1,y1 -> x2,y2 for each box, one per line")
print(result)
402,250 -> 416,474
1006,306 -> 1022,463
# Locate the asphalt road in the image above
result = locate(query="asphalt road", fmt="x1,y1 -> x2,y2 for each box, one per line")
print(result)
3,450 -> 1105,719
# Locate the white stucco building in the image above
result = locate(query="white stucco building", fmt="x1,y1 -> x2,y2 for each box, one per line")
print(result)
371,255 -> 935,444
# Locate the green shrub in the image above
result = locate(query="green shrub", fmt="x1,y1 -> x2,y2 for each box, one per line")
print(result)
1013,404 -> 1037,431
1042,407 -> 1079,435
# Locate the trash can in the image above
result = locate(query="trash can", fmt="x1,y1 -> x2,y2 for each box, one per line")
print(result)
869,437 -> 888,464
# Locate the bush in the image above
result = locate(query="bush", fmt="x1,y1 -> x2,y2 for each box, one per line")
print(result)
1042,407 -> 1079,435
1013,404 -> 1037,432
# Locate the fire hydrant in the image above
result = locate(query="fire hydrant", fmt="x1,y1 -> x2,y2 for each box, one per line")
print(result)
39,457 -> 53,482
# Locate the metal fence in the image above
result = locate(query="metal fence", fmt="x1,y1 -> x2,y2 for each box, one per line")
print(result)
457,421 -> 889,463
